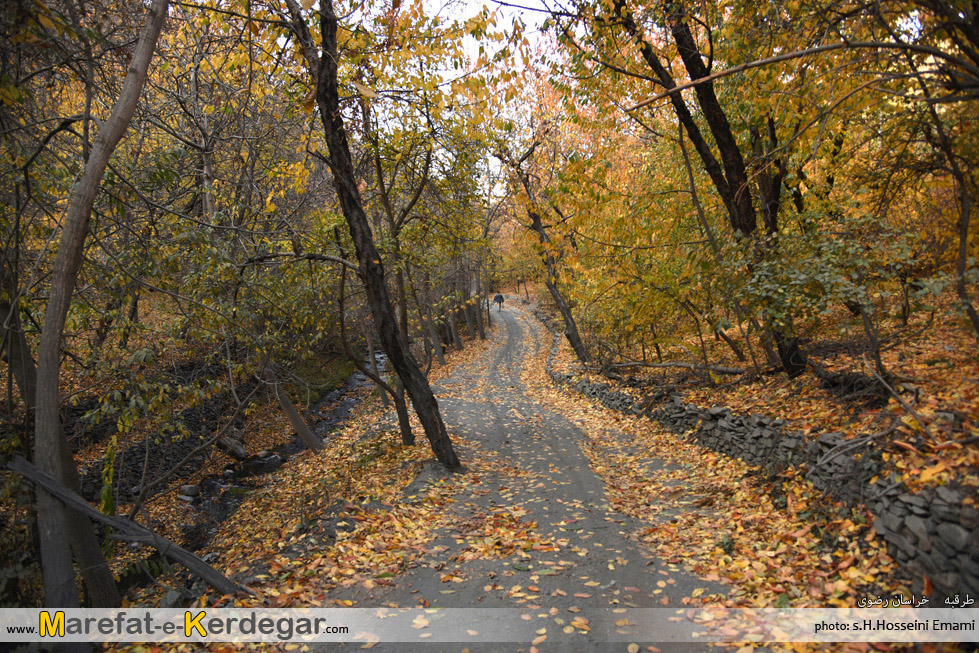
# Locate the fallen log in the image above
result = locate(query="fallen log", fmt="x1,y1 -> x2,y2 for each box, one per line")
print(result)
8,456 -> 240,597
260,360 -> 323,452
604,361 -> 747,375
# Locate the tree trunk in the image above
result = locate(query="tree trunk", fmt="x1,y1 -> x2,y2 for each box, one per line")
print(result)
771,324 -> 807,378
526,205 -> 589,363
1,291 -> 37,412
419,271 -> 446,365
474,268 -> 486,339
118,289 -> 140,349
365,330 -> 390,408
9,457 -> 239,597
426,307 -> 446,365
616,0 -> 807,376
3,261 -> 120,610
393,382 -> 415,446
462,299 -> 476,340
301,0 -> 458,467
545,279 -> 590,364
717,328 -> 746,361
502,140 -> 589,364
33,0 -> 167,609
448,303 -> 464,351
266,370 -> 323,452
954,186 -> 979,337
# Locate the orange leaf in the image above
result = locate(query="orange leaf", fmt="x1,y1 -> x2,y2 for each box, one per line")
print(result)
892,440 -> 921,454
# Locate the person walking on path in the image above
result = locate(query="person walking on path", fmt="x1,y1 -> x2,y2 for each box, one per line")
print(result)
494,293 -> 505,311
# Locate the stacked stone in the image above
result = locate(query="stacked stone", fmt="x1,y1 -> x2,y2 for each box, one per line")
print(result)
536,314 -> 979,603
870,482 -> 979,599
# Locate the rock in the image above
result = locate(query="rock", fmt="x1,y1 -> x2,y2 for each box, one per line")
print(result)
905,515 -> 930,543
218,437 -> 247,460
708,406 -> 727,417
936,523 -> 969,551
161,590 -> 184,608
898,493 -> 928,508
930,572 -> 960,594
909,503 -> 929,516
955,554 -> 979,579
931,536 -> 956,559
883,511 -> 903,533
887,533 -> 916,556
779,437 -> 799,450
177,494 -> 195,503
874,517 -> 889,535
935,486 -> 962,505
180,485 -> 199,497
932,503 -> 959,522
959,508 -> 979,530
817,432 -> 843,448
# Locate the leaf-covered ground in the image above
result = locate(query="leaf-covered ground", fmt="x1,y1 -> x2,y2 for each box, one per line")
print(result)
112,302 -> 963,652
578,293 -> 979,497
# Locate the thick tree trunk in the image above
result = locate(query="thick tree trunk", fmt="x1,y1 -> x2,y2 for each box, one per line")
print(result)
545,280 -> 590,364
118,289 -> 140,349
393,383 -> 415,446
3,266 -> 120,610
771,324 -> 807,378
33,0 -> 167,609
525,207 -> 589,364
448,303 -> 464,351
954,186 -> 979,337
462,299 -> 476,340
307,1 -> 458,468
616,0 -> 807,376
474,267 -> 486,339
418,272 -> 446,365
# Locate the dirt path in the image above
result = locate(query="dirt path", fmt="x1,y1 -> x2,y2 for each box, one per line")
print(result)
319,305 -> 724,651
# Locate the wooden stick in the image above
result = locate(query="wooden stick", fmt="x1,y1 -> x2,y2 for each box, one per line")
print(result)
604,361 -> 746,375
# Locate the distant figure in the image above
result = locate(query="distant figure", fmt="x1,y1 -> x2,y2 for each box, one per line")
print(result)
494,293 -> 505,311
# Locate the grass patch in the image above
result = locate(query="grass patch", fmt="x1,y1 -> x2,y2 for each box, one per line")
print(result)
285,352 -> 359,407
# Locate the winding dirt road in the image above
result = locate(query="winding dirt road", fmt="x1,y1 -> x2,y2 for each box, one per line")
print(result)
319,305 -> 723,651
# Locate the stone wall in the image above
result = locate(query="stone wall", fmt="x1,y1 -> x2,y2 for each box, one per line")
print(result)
538,323 -> 979,602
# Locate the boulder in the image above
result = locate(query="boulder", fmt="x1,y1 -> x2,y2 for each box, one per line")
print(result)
218,437 -> 247,460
